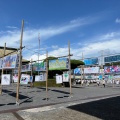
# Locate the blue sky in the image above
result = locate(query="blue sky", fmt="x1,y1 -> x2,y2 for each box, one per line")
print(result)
0,0 -> 120,61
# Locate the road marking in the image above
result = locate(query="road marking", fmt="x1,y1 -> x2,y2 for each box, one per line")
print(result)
22,106 -> 56,113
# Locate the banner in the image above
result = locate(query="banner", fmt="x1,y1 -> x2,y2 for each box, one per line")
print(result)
1,74 -> 11,85
84,67 -> 99,73
63,73 -> 69,82
2,54 -> 18,68
84,58 -> 98,65
104,55 -> 120,63
21,64 -> 31,72
20,74 -> 30,84
33,62 -> 46,71
35,75 -> 40,82
74,68 -> 81,74
13,74 -> 18,82
49,58 -> 69,70
56,75 -> 62,84
104,66 -> 120,73
85,75 -> 95,79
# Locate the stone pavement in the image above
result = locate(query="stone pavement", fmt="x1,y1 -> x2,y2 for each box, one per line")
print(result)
0,83 -> 120,119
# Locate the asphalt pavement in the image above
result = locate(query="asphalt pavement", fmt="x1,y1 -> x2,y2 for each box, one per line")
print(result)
0,83 -> 120,120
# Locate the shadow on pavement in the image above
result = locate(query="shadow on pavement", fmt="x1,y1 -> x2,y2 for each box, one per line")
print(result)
51,89 -> 69,94
3,89 -> 29,99
67,96 -> 120,120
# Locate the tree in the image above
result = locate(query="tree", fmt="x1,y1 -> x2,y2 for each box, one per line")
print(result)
71,59 -> 84,69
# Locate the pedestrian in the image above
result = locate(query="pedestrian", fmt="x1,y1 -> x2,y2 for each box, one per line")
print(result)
97,80 -> 100,86
102,79 -> 106,88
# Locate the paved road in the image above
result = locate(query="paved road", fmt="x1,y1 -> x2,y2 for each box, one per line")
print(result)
0,83 -> 120,119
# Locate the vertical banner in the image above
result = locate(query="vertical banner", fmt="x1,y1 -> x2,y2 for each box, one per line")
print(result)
1,74 -> 11,85
30,76 -> 33,82
20,74 -> 30,84
40,73 -> 46,81
35,75 -> 40,82
63,73 -> 69,82
0,58 -> 3,69
13,74 -> 18,83
56,75 -> 62,84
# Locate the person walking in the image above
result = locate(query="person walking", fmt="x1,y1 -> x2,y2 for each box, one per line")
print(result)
102,79 -> 106,88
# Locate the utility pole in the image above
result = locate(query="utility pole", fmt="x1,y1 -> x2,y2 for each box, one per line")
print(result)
16,20 -> 24,105
68,41 -> 72,96
38,33 -> 40,75
0,43 -> 6,95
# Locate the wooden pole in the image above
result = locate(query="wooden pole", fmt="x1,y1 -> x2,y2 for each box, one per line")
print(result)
68,41 -> 72,96
0,43 -> 6,95
16,20 -> 24,105
46,51 -> 48,100
38,33 -> 40,75
82,53 -> 84,85
30,59 -> 33,87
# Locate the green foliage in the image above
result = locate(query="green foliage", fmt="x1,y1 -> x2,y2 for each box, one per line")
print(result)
33,79 -> 62,87
71,59 -> 84,69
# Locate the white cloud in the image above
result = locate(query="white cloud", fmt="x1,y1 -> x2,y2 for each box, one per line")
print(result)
51,45 -> 58,49
115,18 -> 120,23
39,30 -> 120,61
0,16 -> 98,49
6,26 -> 18,29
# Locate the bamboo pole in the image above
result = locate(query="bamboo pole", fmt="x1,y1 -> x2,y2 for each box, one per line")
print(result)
16,20 -> 24,105
46,51 -> 48,100
68,41 -> 72,96
0,43 -> 6,95
30,59 -> 33,87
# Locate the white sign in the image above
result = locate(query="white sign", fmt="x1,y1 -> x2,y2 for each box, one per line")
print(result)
35,73 -> 46,82
40,73 -> 46,81
13,74 -> 18,82
35,75 -> 40,82
84,67 -> 99,73
20,74 -> 30,84
56,75 -> 62,84
63,73 -> 69,82
1,74 -> 10,85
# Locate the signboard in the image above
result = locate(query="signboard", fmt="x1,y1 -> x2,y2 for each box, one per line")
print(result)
74,68 -> 81,74
20,74 -> 30,84
84,58 -> 98,65
2,54 -> 18,68
56,75 -> 62,84
49,58 -> 69,70
33,62 -> 46,71
84,67 -> 99,73
21,64 -> 31,72
63,73 -> 69,82
1,74 -> 11,85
